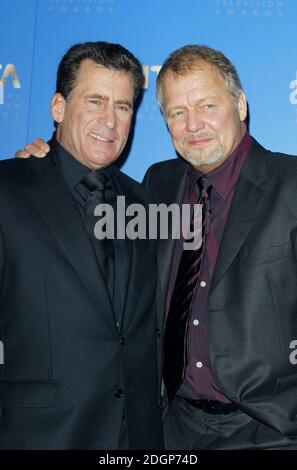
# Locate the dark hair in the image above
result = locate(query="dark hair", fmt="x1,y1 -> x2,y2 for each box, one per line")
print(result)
156,44 -> 243,110
56,41 -> 144,104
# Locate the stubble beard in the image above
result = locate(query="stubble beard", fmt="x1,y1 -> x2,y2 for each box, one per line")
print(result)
183,145 -> 225,170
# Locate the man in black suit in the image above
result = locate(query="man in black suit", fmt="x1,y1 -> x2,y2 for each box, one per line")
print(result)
0,41 -> 163,449
143,44 -> 297,449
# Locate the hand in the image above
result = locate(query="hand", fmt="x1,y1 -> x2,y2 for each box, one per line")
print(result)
15,139 -> 50,158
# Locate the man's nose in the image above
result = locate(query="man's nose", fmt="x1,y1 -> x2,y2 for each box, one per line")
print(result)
186,111 -> 205,132
102,104 -> 116,130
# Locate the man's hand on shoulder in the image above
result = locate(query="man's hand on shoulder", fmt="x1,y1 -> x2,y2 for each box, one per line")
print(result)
15,139 -> 50,159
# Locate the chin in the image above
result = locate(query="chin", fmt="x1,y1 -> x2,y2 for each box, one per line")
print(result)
89,155 -> 116,168
189,148 -> 224,166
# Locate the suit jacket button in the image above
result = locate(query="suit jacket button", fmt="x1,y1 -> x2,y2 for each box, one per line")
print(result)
156,328 -> 161,337
114,389 -> 124,399
120,337 -> 125,345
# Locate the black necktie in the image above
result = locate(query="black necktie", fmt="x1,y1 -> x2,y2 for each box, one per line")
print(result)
163,175 -> 212,401
81,171 -> 114,300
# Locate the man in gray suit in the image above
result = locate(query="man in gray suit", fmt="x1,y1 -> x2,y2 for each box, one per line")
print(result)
144,44 -> 297,450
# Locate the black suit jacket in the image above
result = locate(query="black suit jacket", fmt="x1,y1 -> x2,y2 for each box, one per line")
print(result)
0,150 -> 163,449
144,138 -> 297,437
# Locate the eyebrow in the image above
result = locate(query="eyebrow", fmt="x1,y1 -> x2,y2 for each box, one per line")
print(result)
165,96 -> 218,113
85,94 -> 133,109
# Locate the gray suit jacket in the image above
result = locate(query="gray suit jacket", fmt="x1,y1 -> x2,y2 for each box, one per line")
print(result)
144,138 -> 297,436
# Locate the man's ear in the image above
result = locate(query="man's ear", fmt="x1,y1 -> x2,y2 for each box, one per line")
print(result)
237,91 -> 247,122
51,93 -> 66,123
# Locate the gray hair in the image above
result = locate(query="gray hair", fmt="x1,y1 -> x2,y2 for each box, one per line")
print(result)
156,44 -> 243,110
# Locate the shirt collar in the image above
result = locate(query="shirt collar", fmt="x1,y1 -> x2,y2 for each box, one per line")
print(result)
52,134 -> 117,192
52,135 -> 89,192
188,132 -> 252,200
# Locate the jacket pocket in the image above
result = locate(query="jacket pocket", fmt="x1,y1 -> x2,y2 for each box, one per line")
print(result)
242,241 -> 289,267
272,373 -> 297,396
0,378 -> 56,407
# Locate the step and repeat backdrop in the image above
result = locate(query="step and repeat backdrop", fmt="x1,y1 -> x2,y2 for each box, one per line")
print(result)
1,0 -> 296,181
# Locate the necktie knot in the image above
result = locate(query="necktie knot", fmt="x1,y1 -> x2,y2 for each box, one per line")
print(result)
198,175 -> 211,197
82,170 -> 107,193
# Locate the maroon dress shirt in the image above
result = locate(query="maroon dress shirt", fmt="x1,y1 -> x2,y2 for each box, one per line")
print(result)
167,133 -> 252,402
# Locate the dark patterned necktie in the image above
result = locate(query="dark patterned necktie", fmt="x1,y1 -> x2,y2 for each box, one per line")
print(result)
81,171 -> 114,300
163,175 -> 212,401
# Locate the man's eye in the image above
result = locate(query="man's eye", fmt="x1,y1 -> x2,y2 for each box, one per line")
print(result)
117,105 -> 131,113
204,104 -> 215,109
89,100 -> 101,105
170,110 -> 184,118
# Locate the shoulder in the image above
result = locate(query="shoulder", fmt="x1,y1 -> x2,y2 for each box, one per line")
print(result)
0,153 -> 56,196
110,166 -> 155,204
0,157 -> 28,187
242,138 -> 297,191
143,158 -> 187,189
251,138 -> 297,173
0,156 -> 27,172
263,148 -> 297,185
267,150 -> 297,171
145,158 -> 184,177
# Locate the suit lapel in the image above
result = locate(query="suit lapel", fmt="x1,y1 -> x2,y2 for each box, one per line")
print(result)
25,153 -> 116,327
104,166 -> 132,326
210,139 -> 268,295
156,160 -> 189,313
